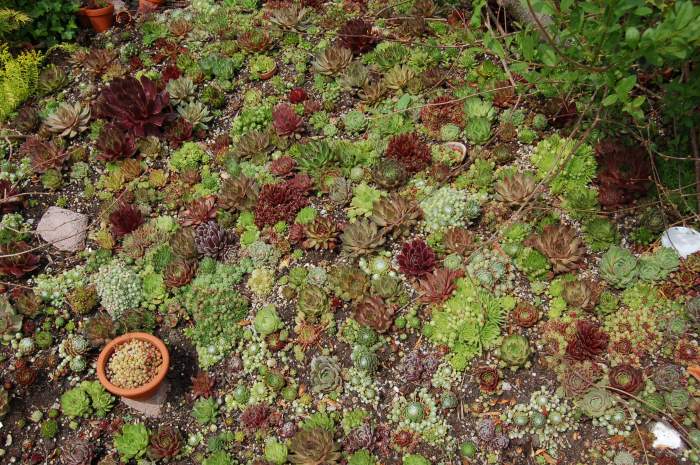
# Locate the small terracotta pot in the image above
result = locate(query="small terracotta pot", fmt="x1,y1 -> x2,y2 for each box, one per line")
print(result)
76,8 -> 91,29
83,4 -> 115,33
259,63 -> 277,81
443,141 -> 467,163
97,332 -> 170,400
139,0 -> 165,13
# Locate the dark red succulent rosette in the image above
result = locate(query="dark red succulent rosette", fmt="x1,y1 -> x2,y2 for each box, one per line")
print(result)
109,203 -> 144,239
566,320 -> 610,361
608,364 -> 643,395
254,177 -> 310,228
97,76 -> 177,138
386,133 -> 432,174
397,239 -> 436,277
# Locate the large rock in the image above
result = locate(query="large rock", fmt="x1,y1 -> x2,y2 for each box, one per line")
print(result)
36,207 -> 88,252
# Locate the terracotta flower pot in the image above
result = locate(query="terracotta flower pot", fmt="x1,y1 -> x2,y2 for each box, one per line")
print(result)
139,0 -> 165,13
443,141 -> 467,163
259,63 -> 278,81
76,8 -> 91,29
97,332 -> 170,400
83,4 -> 115,33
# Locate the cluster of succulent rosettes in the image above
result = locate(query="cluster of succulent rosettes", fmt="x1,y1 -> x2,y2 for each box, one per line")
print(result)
397,239 -> 436,277
495,172 -> 538,207
475,417 -> 509,450
93,260 -> 142,320
340,220 -> 386,257
386,132 -> 432,174
106,339 -> 163,389
388,388 -> 452,446
353,296 -> 395,333
504,387 -> 577,453
466,249 -> 516,294
525,224 -> 586,274
420,186 -> 480,233
370,195 -> 423,239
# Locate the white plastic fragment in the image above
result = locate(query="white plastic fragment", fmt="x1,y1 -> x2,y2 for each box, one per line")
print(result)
651,421 -> 684,450
660,227 -> 700,258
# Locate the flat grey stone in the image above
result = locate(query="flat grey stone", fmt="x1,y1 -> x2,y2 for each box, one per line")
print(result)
36,207 -> 88,252
121,381 -> 170,418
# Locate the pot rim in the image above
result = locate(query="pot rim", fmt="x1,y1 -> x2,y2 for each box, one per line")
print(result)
96,332 -> 170,398
82,3 -> 115,16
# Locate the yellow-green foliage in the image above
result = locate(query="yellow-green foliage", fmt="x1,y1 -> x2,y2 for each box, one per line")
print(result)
0,9 -> 31,37
0,45 -> 43,121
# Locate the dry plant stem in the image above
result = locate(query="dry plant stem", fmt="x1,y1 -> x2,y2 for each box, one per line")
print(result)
691,125 -> 700,211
